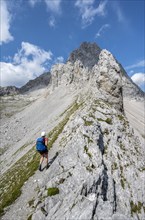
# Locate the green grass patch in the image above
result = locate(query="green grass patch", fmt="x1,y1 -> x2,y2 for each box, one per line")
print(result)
47,187 -> 59,196
89,113 -> 95,119
28,198 -> 35,207
84,119 -> 93,126
0,147 -> 39,216
120,165 -> 126,189
118,114 -> 124,121
83,134 -> 93,144
103,128 -> 109,135
47,101 -> 81,150
130,201 -> 143,216
105,118 -> 112,124
84,146 -> 92,158
27,214 -> 33,220
13,143 -> 29,156
97,117 -> 112,124
0,147 -> 8,156
0,100 -> 81,216
120,142 -> 125,151
104,145 -> 108,155
112,162 -> 118,170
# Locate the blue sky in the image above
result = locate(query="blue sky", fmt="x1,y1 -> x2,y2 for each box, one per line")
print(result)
0,0 -> 145,91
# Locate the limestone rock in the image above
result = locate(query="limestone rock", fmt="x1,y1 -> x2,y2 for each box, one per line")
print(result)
0,86 -> 19,96
1,42 -> 144,220
68,42 -> 101,69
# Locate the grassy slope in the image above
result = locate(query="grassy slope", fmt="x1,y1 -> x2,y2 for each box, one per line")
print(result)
0,101 -> 80,216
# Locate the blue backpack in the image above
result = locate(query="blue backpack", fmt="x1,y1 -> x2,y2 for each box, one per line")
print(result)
36,137 -> 46,151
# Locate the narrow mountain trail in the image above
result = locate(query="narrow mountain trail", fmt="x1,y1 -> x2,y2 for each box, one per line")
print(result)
1,42 -> 145,220
1,145 -> 60,220
0,86 -> 78,175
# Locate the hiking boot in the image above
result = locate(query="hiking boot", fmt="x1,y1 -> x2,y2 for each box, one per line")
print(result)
46,164 -> 50,169
39,164 -> 42,171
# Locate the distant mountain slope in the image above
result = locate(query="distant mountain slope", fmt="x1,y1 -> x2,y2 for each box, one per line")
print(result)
119,64 -> 144,100
19,72 -> 51,93
0,86 -> 19,96
0,72 -> 51,96
0,42 -> 144,220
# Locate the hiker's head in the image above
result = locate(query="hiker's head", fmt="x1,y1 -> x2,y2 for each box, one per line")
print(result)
41,131 -> 46,137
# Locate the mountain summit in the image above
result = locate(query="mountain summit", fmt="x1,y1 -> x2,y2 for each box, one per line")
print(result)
0,42 -> 144,220
68,42 -> 101,68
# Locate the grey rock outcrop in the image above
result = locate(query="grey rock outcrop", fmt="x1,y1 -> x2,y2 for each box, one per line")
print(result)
51,48 -> 124,111
0,86 -> 19,96
119,64 -> 144,100
31,94 -> 145,220
30,43 -> 144,220
1,42 -> 145,220
68,42 -> 101,69
0,72 -> 51,96
19,72 -> 51,93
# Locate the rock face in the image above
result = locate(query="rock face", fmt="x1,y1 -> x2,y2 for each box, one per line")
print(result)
0,86 -> 19,96
51,48 -> 124,111
32,96 -> 144,220
19,72 -> 51,93
120,65 -> 144,100
68,42 -> 101,69
0,72 -> 51,96
0,42 -> 145,220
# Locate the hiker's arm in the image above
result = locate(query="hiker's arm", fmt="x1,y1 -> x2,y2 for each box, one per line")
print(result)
45,138 -> 48,146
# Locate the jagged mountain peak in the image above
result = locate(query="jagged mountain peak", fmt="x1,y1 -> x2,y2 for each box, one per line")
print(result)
0,42 -> 145,220
68,42 -> 101,68
52,42 -> 144,103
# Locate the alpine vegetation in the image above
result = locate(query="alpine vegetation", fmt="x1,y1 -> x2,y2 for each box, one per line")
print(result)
0,42 -> 144,220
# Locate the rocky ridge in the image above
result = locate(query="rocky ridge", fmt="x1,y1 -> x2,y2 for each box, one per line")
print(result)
19,72 -> 51,93
0,42 -> 145,220
0,72 -> 51,96
0,86 -> 19,96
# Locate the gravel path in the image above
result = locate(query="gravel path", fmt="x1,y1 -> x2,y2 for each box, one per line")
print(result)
0,86 -> 78,174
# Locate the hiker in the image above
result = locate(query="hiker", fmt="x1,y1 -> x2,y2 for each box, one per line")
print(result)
36,131 -> 49,171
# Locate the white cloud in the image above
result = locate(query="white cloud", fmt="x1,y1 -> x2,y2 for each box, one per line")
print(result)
111,2 -> 125,23
95,23 -> 110,38
125,60 -> 145,70
75,0 -> 108,28
55,56 -> 64,63
131,73 -> 145,87
44,0 -> 62,13
48,16 -> 56,27
28,0 -> 38,7
0,42 -> 53,87
28,0 -> 62,13
0,0 -> 14,45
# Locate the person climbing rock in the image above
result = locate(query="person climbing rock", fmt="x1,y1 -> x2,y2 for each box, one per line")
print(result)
36,131 -> 49,171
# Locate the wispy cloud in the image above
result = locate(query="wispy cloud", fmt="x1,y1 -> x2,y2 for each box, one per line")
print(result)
75,0 -> 108,28
1,42 -> 53,87
125,60 -> 145,70
111,1 -> 125,23
44,0 -> 62,13
28,0 -> 39,7
48,16 -> 56,27
28,0 -> 62,27
0,0 -> 14,45
55,56 -> 64,63
131,73 -> 145,88
95,23 -> 110,38
29,0 -> 62,13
